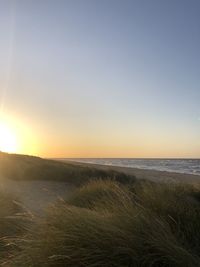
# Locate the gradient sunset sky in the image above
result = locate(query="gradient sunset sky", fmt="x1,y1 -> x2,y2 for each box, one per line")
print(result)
0,0 -> 199,158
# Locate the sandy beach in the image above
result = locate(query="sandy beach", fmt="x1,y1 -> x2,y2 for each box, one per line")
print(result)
64,160 -> 200,184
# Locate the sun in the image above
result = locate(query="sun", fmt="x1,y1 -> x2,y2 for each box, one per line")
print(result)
0,122 -> 18,153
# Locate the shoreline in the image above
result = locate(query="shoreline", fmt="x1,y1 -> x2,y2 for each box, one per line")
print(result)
61,160 -> 200,184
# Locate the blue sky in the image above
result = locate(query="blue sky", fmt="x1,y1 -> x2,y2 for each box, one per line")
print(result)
0,0 -> 199,157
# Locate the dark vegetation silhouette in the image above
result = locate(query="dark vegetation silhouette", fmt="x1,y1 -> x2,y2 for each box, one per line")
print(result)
0,152 -> 135,185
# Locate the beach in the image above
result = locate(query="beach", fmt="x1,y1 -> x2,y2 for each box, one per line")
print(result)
64,160 -> 200,184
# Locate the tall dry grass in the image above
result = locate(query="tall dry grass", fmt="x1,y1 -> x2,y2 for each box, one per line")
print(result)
7,180 -> 200,267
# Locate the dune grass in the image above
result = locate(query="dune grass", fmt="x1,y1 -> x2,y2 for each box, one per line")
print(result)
0,152 -> 135,185
6,179 -> 200,267
67,179 -> 132,210
1,152 -> 200,266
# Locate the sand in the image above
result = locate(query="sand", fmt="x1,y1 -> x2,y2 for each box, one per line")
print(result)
65,160 -> 200,184
0,177 -> 75,214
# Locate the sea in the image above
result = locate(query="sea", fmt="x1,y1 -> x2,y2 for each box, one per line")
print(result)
61,158 -> 200,176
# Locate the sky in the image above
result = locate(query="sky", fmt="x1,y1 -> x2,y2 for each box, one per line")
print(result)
0,0 -> 199,158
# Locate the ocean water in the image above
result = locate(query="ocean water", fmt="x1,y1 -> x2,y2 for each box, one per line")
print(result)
63,158 -> 200,176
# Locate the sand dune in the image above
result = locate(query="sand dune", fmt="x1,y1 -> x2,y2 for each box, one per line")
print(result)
1,157 -> 199,215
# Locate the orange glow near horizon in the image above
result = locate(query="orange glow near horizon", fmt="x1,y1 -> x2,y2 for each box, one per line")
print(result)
0,113 -> 199,159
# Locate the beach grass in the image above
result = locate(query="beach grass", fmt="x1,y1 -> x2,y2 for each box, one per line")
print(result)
6,179 -> 200,267
0,152 -> 135,185
1,152 -> 200,266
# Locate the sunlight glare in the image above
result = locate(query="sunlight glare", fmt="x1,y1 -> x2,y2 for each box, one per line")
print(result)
0,122 -> 17,153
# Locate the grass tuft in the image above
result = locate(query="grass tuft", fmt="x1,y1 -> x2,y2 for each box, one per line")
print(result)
7,180 -> 200,267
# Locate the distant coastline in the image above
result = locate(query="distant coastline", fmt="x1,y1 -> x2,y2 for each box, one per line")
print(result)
57,158 -> 200,177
